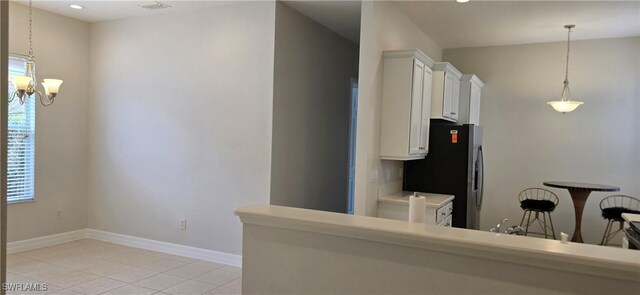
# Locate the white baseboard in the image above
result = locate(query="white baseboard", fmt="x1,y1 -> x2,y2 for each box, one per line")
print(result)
8,229 -> 242,268
85,229 -> 242,267
8,229 -> 87,254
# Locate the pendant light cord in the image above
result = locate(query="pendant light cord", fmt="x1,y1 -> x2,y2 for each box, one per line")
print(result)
561,26 -> 572,101
564,26 -> 571,83
28,0 -> 33,58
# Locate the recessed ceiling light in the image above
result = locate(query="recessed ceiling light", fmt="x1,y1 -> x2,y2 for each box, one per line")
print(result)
456,0 -> 470,3
69,4 -> 84,10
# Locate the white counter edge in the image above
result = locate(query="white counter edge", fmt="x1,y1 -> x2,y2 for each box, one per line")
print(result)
378,191 -> 454,208
235,204 -> 640,282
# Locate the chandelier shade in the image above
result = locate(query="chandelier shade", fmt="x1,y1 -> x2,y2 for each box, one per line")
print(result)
11,76 -> 31,91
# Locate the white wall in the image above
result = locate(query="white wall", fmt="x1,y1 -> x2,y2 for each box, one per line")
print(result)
443,37 -> 640,243
270,2 -> 359,213
7,2 -> 89,242
354,1 -> 443,216
88,1 -> 275,255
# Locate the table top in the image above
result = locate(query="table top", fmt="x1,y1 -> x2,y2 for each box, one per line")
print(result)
543,181 -> 620,192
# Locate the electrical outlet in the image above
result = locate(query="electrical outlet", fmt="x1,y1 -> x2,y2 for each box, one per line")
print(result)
57,210 -> 62,219
180,219 -> 187,230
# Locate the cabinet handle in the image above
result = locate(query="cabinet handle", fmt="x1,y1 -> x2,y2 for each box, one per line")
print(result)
451,112 -> 456,115
441,211 -> 447,216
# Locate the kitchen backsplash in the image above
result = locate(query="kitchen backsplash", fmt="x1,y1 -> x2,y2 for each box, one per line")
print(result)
378,160 -> 404,198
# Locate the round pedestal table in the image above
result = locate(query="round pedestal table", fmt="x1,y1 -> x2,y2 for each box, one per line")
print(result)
543,181 -> 620,243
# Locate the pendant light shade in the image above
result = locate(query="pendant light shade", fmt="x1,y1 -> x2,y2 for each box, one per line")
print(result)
547,25 -> 583,113
547,100 -> 583,113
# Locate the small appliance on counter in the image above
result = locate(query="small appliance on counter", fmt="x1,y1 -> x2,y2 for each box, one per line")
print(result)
403,122 -> 483,229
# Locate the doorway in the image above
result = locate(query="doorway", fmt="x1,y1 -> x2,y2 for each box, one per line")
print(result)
347,78 -> 358,215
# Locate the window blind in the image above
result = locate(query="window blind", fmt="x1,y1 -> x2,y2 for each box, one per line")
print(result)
7,55 -> 35,202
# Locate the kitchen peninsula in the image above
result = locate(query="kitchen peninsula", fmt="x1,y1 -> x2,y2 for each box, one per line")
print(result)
236,205 -> 640,294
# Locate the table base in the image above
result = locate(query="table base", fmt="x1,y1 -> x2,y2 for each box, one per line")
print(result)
569,189 -> 591,243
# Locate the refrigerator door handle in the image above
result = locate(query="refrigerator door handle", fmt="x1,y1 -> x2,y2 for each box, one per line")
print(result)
476,146 -> 484,208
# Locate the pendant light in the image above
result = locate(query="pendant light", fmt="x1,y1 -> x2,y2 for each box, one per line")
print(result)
547,25 -> 583,113
9,0 -> 63,106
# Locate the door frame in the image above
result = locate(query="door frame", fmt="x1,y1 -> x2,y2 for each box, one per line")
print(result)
1,0 -> 9,292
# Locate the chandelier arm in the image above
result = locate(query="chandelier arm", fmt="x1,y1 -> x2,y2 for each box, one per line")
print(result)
40,95 -> 54,107
40,97 -> 54,107
9,91 -> 16,103
36,90 -> 53,107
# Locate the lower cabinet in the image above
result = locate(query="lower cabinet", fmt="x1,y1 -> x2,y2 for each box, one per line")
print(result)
377,192 -> 454,226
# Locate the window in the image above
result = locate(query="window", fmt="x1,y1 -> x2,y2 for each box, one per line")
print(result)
7,54 -> 35,203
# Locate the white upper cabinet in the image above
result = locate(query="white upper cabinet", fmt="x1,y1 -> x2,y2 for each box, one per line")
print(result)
431,63 -> 463,122
458,74 -> 484,125
380,49 -> 434,161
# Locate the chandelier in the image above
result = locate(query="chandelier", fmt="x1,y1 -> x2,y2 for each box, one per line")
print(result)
10,0 -> 63,107
547,25 -> 583,113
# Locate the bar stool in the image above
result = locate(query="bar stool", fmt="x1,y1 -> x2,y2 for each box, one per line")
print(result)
518,188 -> 558,239
599,195 -> 640,246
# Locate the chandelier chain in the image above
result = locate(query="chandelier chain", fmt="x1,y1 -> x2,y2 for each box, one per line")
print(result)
28,0 -> 33,58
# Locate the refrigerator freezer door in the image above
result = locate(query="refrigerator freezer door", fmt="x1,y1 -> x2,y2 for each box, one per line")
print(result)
404,123 -> 471,228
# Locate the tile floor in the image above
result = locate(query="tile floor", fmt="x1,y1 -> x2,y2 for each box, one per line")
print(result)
6,239 -> 241,295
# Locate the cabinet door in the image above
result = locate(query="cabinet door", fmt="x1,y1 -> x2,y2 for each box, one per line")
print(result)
469,83 -> 481,125
442,73 -> 454,118
419,67 -> 432,155
450,77 -> 460,121
408,59 -> 425,155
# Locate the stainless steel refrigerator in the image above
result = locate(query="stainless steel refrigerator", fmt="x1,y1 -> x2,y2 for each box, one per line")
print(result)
403,123 -> 484,229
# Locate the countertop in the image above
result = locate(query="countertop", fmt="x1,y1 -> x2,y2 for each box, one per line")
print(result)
622,213 -> 640,223
235,204 -> 640,282
378,191 -> 454,208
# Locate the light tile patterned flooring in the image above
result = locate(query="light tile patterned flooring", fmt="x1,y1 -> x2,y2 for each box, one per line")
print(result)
6,239 -> 241,295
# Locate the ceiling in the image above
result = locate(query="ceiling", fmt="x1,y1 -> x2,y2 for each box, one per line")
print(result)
396,1 -> 640,49
16,0 -> 234,23
20,0 -> 362,43
283,1 -> 361,43
16,1 -> 640,49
